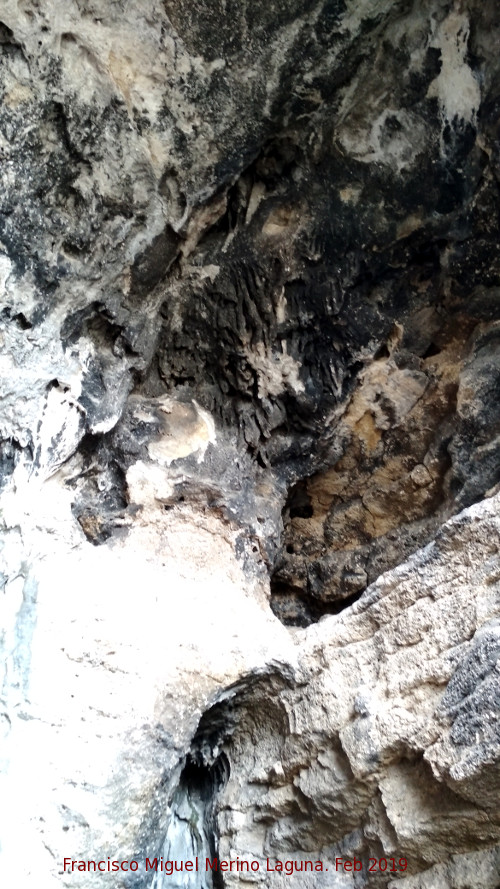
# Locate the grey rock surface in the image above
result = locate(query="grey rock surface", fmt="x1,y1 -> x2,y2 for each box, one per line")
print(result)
0,0 -> 499,887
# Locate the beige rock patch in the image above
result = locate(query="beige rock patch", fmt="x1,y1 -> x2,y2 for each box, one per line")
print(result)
147,397 -> 216,466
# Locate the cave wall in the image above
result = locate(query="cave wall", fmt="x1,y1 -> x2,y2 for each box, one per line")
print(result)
0,1 -> 499,887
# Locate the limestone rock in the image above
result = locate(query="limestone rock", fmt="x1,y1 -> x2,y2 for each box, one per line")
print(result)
0,0 -> 499,887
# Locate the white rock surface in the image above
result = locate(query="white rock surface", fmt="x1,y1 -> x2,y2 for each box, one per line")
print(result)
0,1 -> 499,887
1,447 -> 499,886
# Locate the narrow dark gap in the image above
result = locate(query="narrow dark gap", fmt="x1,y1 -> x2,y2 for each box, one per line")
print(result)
151,752 -> 227,889
270,579 -> 364,628
68,431 -> 130,545
0,436 -> 27,491
12,312 -> 32,330
152,699 -> 237,887
422,341 -> 440,358
285,478 -> 314,519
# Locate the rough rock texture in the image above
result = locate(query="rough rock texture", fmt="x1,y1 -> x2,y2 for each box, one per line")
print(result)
216,495 -> 500,888
0,0 -> 500,887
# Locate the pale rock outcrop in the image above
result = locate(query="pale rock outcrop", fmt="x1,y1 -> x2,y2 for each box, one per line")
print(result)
0,0 -> 500,887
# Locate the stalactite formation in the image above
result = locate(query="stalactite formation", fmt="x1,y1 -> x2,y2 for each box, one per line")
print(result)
0,1 -> 499,887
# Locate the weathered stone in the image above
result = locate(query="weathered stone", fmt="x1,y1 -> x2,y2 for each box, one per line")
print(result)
0,0 -> 499,886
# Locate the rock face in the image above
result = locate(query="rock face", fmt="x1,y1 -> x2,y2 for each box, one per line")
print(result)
0,1 -> 499,887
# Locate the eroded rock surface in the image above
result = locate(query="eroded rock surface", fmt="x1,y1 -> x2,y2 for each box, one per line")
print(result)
0,0 -> 499,887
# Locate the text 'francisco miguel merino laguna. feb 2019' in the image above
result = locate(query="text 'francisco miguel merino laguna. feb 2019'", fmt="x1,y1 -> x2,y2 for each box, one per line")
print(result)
62,856 -> 409,875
